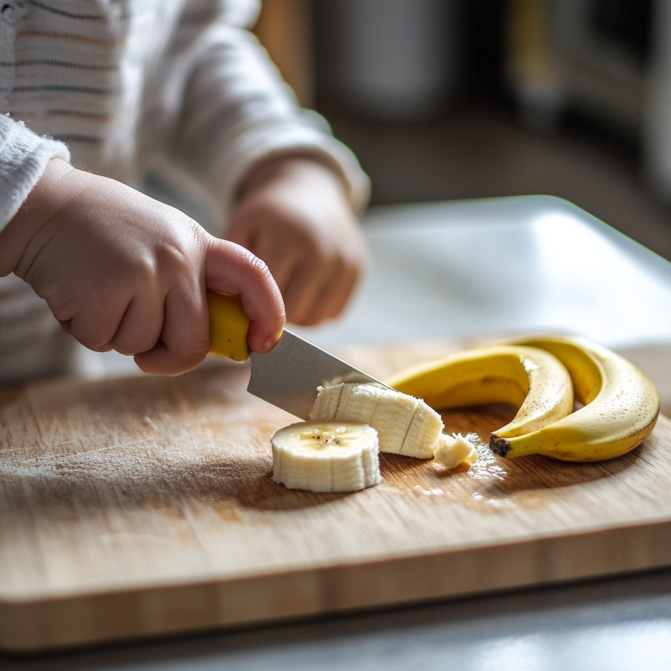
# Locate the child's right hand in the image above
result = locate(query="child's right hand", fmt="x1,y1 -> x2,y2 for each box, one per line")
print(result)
0,159 -> 285,376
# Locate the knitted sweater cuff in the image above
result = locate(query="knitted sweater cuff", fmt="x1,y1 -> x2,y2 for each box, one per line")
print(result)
0,114 -> 71,232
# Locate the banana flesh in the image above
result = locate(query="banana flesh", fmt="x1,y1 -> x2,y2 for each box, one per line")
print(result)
271,421 -> 381,492
311,383 -> 444,458
491,336 -> 660,461
387,345 -> 574,441
433,433 -> 479,469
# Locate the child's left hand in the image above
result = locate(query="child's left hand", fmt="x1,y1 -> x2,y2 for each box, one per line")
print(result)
226,156 -> 368,326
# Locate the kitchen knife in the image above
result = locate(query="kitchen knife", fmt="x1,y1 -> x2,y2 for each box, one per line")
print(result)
206,290 -> 391,419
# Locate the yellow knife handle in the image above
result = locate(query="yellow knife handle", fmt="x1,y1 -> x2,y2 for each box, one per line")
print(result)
207,290 -> 251,362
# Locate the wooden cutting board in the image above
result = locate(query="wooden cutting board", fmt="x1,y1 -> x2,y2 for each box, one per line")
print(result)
3,337 -> 671,653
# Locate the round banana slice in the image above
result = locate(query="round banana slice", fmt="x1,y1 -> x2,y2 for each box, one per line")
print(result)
271,421 -> 381,493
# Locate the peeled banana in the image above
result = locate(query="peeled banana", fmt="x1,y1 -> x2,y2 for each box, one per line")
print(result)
311,383 -> 444,458
271,421 -> 381,492
387,345 -> 574,441
490,336 -> 660,461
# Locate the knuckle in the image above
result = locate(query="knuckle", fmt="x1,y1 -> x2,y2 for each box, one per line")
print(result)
247,253 -> 273,282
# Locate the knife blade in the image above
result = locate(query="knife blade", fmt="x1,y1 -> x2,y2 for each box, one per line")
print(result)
206,290 -> 391,419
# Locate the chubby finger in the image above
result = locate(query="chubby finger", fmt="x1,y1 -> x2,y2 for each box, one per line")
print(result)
134,280 -> 209,376
51,292 -> 129,351
318,244 -> 367,322
316,256 -> 361,322
109,290 -> 164,356
244,232 -> 301,297
204,237 -> 285,354
282,261 -> 329,326
282,250 -> 363,326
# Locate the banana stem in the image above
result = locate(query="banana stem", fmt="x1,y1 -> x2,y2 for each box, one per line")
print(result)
490,435 -> 511,457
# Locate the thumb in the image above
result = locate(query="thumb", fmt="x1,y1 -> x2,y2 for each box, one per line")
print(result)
204,237 -> 285,353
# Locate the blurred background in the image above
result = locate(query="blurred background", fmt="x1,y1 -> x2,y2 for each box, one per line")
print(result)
254,0 -> 671,260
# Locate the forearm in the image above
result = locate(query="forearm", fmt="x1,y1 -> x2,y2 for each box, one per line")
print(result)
144,19 -> 369,220
235,153 -> 351,208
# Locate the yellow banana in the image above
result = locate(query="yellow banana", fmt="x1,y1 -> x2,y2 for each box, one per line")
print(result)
386,345 -> 574,440
490,336 -> 660,461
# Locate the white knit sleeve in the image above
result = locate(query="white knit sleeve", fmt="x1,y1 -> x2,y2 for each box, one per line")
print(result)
0,114 -> 71,232
143,0 -> 369,220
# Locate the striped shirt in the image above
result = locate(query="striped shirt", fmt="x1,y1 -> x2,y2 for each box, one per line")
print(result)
0,0 -> 369,382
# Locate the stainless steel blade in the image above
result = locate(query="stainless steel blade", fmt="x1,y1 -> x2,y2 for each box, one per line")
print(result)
246,330 -> 391,419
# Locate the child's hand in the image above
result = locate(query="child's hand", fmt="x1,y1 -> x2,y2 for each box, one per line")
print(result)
226,156 -> 368,326
0,159 -> 285,375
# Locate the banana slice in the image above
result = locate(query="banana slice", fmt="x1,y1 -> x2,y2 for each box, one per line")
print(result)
311,383 -> 444,458
433,433 -> 478,469
271,421 -> 381,492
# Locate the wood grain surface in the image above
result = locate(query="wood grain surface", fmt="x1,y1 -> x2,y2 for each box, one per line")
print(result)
2,338 -> 671,653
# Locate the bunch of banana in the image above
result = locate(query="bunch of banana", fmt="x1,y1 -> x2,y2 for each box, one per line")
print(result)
489,336 -> 660,461
271,421 -> 381,492
387,336 -> 660,462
